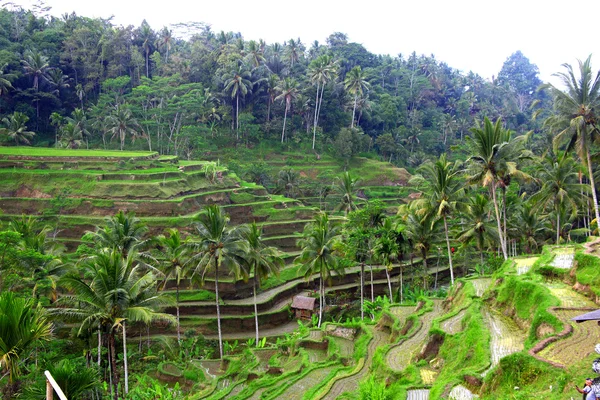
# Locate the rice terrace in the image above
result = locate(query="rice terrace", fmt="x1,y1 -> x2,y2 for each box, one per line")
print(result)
1,3 -> 600,399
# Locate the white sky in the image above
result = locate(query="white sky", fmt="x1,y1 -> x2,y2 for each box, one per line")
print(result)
8,0 -> 600,84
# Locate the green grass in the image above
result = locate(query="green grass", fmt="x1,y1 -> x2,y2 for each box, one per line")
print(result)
0,146 -> 156,158
574,252 -> 600,295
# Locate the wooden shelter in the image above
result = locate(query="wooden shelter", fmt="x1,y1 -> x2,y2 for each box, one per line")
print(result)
291,295 -> 316,320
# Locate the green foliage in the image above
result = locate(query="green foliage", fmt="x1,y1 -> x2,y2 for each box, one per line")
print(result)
574,252 -> 600,294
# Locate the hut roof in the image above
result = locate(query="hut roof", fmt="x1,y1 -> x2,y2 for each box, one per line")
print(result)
572,309 -> 600,323
291,295 -> 316,310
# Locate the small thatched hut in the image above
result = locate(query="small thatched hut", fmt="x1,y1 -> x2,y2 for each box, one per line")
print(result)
291,295 -> 316,320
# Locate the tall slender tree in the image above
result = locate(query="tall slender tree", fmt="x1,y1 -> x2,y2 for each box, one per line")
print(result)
296,213 -> 341,328
188,205 -> 248,359
543,55 -> 600,233
275,77 -> 299,143
344,66 -> 370,128
242,223 -> 283,345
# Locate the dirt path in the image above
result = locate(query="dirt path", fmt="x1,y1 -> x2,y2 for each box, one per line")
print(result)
537,308 -> 599,367
322,327 -> 388,400
386,300 -> 443,372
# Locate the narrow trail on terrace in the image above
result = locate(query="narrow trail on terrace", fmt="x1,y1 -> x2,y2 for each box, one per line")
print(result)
386,300 -> 444,372
322,327 -> 388,400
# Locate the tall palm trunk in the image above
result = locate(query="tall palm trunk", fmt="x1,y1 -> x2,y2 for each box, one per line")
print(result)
108,332 -> 118,400
443,215 -> 455,284
360,263 -> 364,320
253,273 -> 259,345
385,266 -> 393,300
370,265 -> 374,302
491,183 -> 508,259
312,82 -> 320,150
398,265 -> 404,303
97,326 -> 101,366
422,250 -> 428,290
236,94 -> 240,140
122,321 -> 129,394
351,94 -> 358,128
318,273 -> 323,328
281,104 -> 289,143
556,208 -> 561,244
215,263 -> 223,359
176,283 -> 181,343
586,150 -> 600,234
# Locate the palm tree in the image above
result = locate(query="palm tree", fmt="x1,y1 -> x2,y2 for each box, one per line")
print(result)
46,68 -> 70,96
222,64 -> 252,139
0,292 -> 52,390
401,205 -> 439,289
139,21 -> 154,77
156,229 -> 190,343
296,213 -> 341,328
543,55 -> 600,232
0,64 -> 14,99
188,205 -> 248,359
373,219 -> 398,301
466,117 -> 528,260
277,167 -> 302,198
410,154 -> 464,284
344,66 -> 370,128
512,200 -> 550,254
0,112 -> 35,145
308,55 -> 337,149
275,77 -> 299,143
458,193 -> 498,264
531,154 -> 587,244
55,249 -> 172,399
67,108 -> 91,148
50,112 -> 63,148
242,222 -> 283,344
21,51 -> 49,91
59,122 -> 83,149
265,74 -> 279,123
106,105 -> 142,151
157,27 -> 173,63
334,171 -> 361,215
86,210 -> 149,257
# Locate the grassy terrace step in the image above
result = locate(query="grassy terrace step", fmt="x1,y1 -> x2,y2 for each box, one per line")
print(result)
0,147 -> 157,159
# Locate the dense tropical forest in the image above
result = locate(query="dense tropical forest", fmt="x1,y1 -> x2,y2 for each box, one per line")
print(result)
2,2 -> 600,400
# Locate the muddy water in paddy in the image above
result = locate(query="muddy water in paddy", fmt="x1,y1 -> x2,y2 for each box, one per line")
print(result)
538,308 -> 599,366
482,307 -> 525,372
514,257 -> 538,275
470,278 -> 492,297
545,283 -> 596,308
441,309 -> 466,335
386,300 -> 444,372
406,388 -> 430,399
449,385 -> 479,399
322,327 -> 388,400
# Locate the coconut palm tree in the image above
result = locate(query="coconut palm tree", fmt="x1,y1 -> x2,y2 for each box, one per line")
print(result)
0,292 -> 52,391
106,105 -> 142,151
275,77 -> 299,143
0,64 -> 14,99
55,249 -> 172,399
222,64 -> 252,139
410,154 -> 464,284
156,228 -> 190,343
296,213 -> 341,328
457,193 -> 498,264
401,205 -> 440,289
21,51 -> 49,91
373,219 -> 398,301
0,112 -> 35,145
344,66 -> 370,128
59,122 -> 83,149
277,167 -> 302,198
466,117 -> 528,260
188,205 -> 248,359
333,171 -> 362,215
308,55 -> 338,149
531,154 -> 587,244
543,55 -> 600,232
242,222 -> 283,345
86,210 -> 149,257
